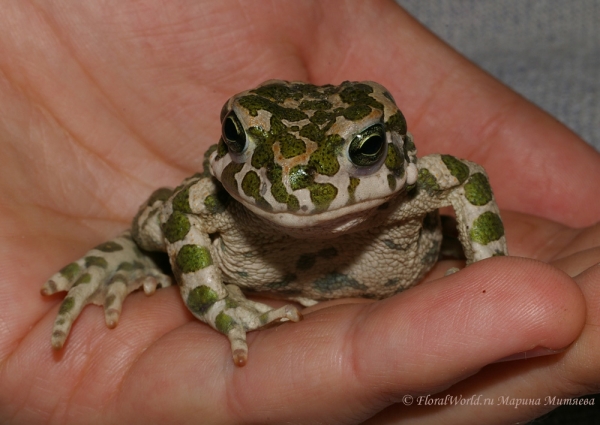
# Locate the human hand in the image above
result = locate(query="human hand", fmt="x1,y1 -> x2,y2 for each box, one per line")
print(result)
0,1 -> 598,424
366,213 -> 600,424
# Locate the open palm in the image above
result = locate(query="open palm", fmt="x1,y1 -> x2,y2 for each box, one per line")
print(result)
1,1 -> 599,424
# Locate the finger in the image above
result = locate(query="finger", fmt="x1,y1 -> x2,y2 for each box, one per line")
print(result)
103,279 -> 128,329
497,211 -> 600,273
141,274 -> 173,295
228,324 -> 249,367
551,247 -> 600,277
372,262 -> 599,425
552,221 -> 600,259
111,257 -> 585,423
50,271 -> 104,349
41,260 -> 86,296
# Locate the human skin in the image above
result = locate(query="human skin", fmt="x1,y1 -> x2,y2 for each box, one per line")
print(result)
0,1 -> 599,424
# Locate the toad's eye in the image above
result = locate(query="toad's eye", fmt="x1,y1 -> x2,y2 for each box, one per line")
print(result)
348,124 -> 386,166
221,112 -> 247,153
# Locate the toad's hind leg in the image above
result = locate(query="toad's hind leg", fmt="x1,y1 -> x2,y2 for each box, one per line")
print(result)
41,231 -> 172,349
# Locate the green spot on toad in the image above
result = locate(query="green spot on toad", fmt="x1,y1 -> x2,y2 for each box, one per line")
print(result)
94,241 -> 123,252
85,256 -> 108,269
215,311 -> 236,334
470,212 -> 505,244
164,211 -> 191,243
59,297 -> 75,315
464,173 -> 493,206
441,155 -> 470,184
187,285 -> 219,315
59,263 -> 80,281
176,245 -> 213,273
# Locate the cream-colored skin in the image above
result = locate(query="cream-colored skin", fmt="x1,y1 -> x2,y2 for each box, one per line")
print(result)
41,80 -> 507,366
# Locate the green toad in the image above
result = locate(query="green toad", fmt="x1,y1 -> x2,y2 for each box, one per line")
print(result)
42,80 -> 508,366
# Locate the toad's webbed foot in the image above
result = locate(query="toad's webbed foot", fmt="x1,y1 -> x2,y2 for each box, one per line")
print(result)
186,284 -> 302,366
41,231 -> 172,349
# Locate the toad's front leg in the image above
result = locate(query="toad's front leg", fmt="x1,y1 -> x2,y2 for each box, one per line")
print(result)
415,154 -> 508,263
169,214 -> 302,367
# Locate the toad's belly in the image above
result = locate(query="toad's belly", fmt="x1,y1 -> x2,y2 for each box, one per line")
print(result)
213,215 -> 442,301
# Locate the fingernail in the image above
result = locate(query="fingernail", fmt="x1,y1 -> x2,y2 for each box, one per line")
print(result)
494,347 -> 564,363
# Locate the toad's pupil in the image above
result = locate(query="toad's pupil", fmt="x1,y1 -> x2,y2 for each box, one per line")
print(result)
223,114 -> 246,152
360,135 -> 383,156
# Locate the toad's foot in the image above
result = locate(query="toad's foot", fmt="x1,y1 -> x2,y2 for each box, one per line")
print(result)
191,285 -> 302,367
41,231 -> 172,349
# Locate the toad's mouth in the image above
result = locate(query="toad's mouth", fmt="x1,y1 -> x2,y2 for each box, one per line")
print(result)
238,194 -> 395,237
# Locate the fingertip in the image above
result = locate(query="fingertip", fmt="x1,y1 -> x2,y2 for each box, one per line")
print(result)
233,349 -> 247,367
449,256 -> 586,349
40,280 -> 57,296
51,331 -> 66,350
104,310 -> 119,329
